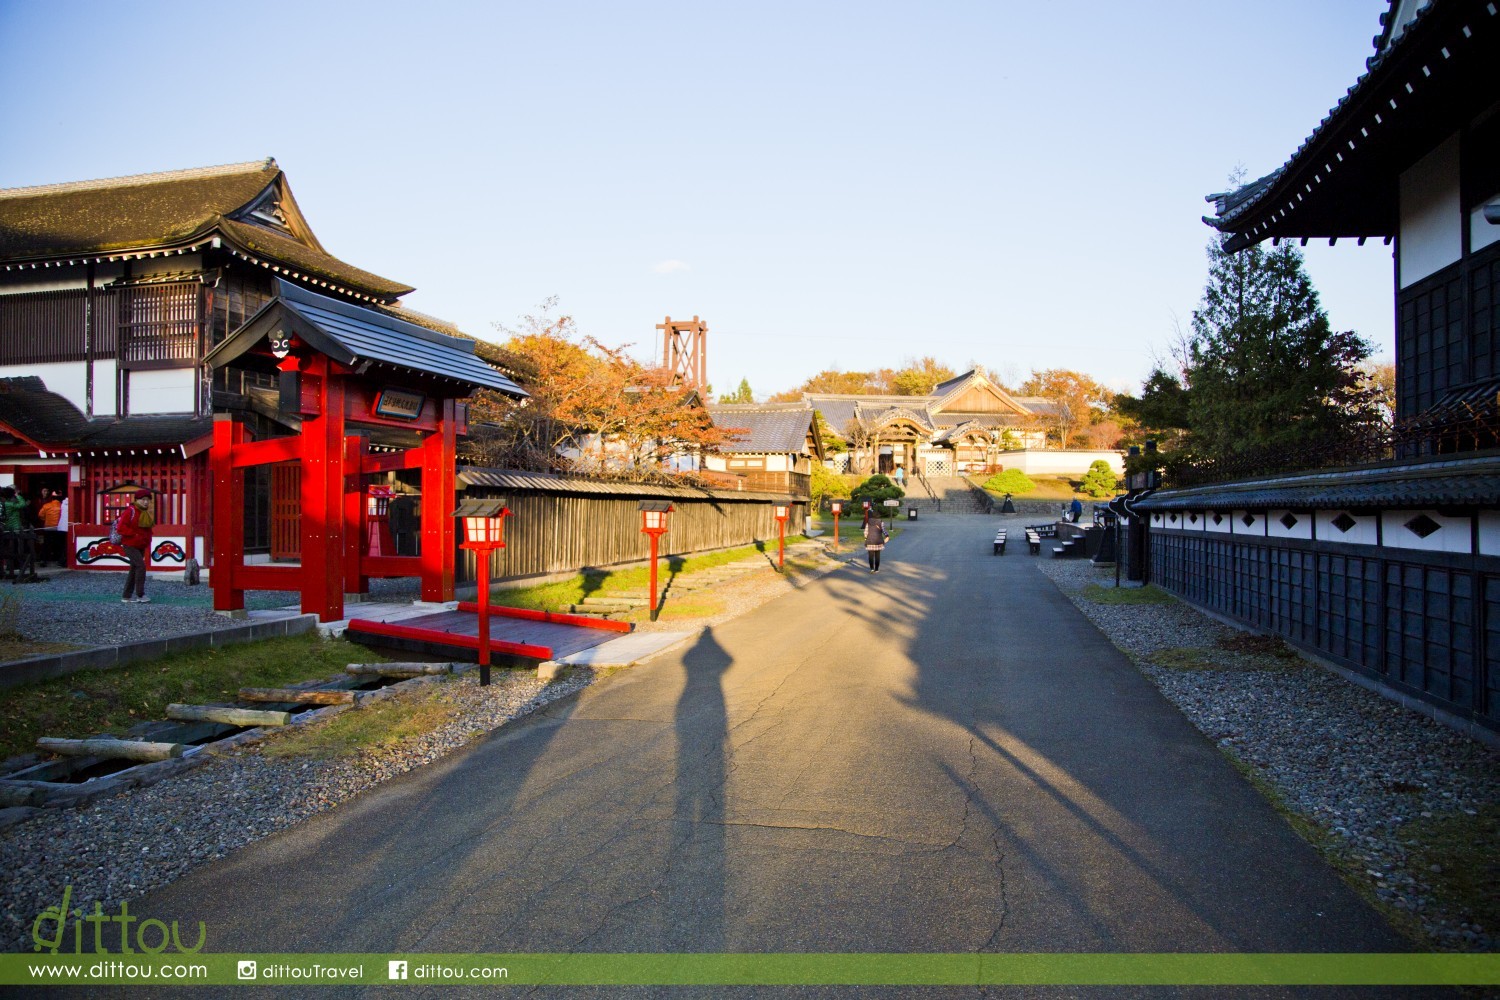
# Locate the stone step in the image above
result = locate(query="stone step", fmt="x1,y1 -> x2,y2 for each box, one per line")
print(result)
579,597 -> 647,608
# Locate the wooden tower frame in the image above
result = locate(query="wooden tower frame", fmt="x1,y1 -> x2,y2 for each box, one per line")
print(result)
658,315 -> 707,388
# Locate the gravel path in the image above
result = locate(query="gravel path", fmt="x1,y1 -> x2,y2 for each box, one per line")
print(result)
1035,557 -> 1499,953
0,546 -> 846,953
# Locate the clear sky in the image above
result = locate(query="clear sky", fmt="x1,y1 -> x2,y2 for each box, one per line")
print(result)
0,1 -> 1395,398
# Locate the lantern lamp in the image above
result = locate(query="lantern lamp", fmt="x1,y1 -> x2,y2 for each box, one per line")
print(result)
638,500 -> 673,534
450,497 -> 512,686
830,501 -> 842,515
453,498 -> 511,546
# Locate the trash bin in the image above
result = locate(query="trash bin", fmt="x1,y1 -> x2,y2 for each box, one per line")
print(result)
908,507 -> 918,521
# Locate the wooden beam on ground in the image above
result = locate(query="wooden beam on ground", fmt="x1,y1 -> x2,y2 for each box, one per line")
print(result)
37,737 -> 184,762
344,662 -> 454,677
238,687 -> 356,706
165,704 -> 292,727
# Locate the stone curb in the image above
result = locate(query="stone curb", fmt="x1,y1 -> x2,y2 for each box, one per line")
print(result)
0,614 -> 320,691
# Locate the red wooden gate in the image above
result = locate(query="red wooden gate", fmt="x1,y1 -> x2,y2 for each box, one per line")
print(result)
270,462 -> 301,561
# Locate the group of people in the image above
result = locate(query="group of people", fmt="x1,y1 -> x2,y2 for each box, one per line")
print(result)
0,485 -> 64,582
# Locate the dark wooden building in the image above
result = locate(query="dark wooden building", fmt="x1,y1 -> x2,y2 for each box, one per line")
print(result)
1138,0 -> 1500,739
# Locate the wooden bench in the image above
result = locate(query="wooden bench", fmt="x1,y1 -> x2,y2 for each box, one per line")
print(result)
1026,530 -> 1041,555
992,530 -> 1007,555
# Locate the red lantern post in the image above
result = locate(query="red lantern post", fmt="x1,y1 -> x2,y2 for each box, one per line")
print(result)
638,501 -> 673,621
773,501 -> 790,569
829,500 -> 843,553
453,498 -> 511,686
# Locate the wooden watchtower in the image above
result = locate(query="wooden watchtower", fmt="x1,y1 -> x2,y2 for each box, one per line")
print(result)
657,315 -> 707,388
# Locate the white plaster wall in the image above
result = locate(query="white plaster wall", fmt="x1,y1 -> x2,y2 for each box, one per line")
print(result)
1181,511 -> 1209,531
4,361 -> 89,412
704,455 -> 728,472
1380,509 -> 1471,554
1316,510 -> 1379,547
1479,511 -> 1500,556
1204,511 -> 1233,533
995,449 -> 1124,475
1230,511 -> 1266,536
765,454 -> 789,472
1266,509 -> 1314,541
128,368 -> 196,415
1399,133 -> 1461,288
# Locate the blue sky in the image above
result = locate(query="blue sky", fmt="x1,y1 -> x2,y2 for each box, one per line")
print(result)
0,1 -> 1394,398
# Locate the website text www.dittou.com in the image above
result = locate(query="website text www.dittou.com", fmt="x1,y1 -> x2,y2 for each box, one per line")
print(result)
387,959 -> 509,981
27,960 -> 208,982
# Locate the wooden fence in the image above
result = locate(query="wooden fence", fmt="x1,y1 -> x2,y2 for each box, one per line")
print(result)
456,469 -> 805,584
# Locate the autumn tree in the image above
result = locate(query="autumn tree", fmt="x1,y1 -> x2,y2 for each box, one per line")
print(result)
1019,369 -> 1117,448
889,357 -> 956,395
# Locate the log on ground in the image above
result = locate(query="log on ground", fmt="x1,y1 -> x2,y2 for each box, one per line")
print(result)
344,663 -> 453,677
165,704 -> 292,728
238,687 -> 356,706
37,738 -> 184,762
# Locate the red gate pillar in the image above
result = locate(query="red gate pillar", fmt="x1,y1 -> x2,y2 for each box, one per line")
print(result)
342,435 -> 370,599
419,399 -> 457,602
298,356 -> 347,622
210,415 -> 245,613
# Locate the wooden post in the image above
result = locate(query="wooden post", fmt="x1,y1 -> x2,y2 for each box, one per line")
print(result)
420,399 -> 457,602
343,435 -> 370,598
648,532 -> 660,621
210,416 -> 245,613
299,356 -> 346,622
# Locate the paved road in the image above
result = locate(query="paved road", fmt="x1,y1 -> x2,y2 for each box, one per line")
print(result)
131,514 -> 1411,996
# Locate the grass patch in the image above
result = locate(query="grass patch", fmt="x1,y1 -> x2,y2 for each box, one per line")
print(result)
492,537 -> 812,612
636,598 -> 726,622
1402,805 -> 1500,937
1081,583 -> 1174,605
0,634 -> 386,762
261,688 -> 462,760
1217,632 -> 1300,659
974,474 -> 1086,500
1148,647 -> 1220,671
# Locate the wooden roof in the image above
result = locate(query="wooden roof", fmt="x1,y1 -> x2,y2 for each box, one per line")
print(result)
1204,0 -> 1500,251
0,159 -> 414,302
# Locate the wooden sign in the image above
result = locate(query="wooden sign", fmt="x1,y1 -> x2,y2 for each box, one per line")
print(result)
373,388 -> 425,421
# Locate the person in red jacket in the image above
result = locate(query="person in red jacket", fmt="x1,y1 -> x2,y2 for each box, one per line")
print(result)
116,489 -> 155,603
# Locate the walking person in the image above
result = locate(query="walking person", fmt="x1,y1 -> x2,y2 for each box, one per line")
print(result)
863,510 -> 888,573
116,489 -> 155,603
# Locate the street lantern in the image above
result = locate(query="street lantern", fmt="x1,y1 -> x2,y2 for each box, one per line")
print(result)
773,501 -> 791,569
829,500 -> 842,552
638,501 -> 673,621
452,498 -> 511,685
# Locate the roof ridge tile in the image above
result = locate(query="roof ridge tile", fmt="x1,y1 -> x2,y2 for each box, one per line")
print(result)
0,158 -> 276,200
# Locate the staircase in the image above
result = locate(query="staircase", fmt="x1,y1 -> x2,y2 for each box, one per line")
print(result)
904,476 -> 991,515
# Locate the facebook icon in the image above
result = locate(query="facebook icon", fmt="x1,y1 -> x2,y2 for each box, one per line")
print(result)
388,960 -> 408,980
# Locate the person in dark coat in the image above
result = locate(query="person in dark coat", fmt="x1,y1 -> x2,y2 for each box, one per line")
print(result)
1069,497 -> 1083,523
863,511 -> 888,573
116,490 -> 155,603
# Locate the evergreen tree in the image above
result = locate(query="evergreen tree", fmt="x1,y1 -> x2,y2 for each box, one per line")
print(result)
718,378 -> 754,404
1120,232 -> 1384,470
1183,235 -> 1381,459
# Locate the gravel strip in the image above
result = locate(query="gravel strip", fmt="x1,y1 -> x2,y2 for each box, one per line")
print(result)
1035,557 -> 1499,953
0,546 -> 847,952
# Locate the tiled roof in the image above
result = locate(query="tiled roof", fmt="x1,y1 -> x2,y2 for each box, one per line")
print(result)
1203,0 -> 1492,251
1134,455 -> 1500,511
457,467 -> 789,502
707,404 -> 817,454
205,280 -> 527,396
0,378 -> 209,451
0,159 -> 414,301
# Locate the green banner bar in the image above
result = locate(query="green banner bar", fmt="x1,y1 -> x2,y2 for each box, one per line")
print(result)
2,953 -> 1497,987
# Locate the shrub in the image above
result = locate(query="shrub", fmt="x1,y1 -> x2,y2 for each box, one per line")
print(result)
810,463 -> 853,507
850,474 -> 904,516
982,468 -> 1035,494
1080,460 -> 1120,498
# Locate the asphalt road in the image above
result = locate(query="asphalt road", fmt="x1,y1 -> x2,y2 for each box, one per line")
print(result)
123,514 -> 1415,997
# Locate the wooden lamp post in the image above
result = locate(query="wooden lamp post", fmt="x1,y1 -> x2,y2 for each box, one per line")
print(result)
829,500 -> 842,553
773,501 -> 790,569
453,498 -> 511,686
638,501 -> 673,621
